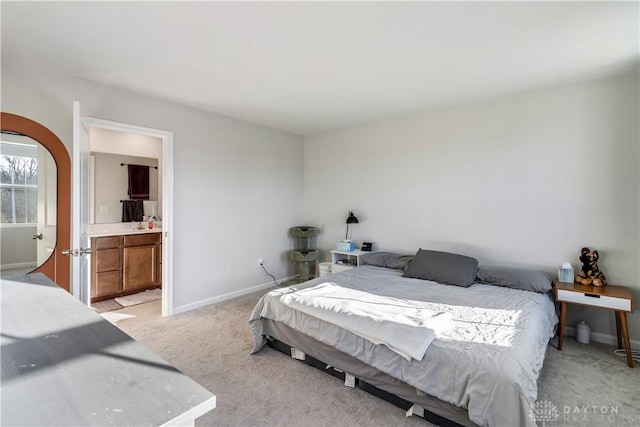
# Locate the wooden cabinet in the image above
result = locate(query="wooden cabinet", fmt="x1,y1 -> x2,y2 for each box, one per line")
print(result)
123,234 -> 159,291
92,236 -> 122,299
91,232 -> 161,302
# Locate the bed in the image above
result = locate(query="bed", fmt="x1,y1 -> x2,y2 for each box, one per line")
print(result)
249,250 -> 558,427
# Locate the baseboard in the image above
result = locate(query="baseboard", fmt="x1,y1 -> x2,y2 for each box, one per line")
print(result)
172,275 -> 296,315
563,326 -> 640,349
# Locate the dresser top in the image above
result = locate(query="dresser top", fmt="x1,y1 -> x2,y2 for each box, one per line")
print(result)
1,274 -> 215,426
554,281 -> 633,300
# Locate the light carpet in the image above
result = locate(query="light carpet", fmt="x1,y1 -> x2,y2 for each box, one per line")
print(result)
115,289 -> 640,427
100,311 -> 137,324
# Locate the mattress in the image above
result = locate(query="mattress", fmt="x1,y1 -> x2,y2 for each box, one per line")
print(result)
249,265 -> 558,427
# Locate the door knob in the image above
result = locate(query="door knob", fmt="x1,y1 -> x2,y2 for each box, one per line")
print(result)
62,248 -> 92,256
31,233 -> 43,240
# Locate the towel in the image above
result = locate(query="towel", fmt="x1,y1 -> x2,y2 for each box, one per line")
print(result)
122,200 -> 144,222
143,200 -> 158,219
281,282 -> 454,360
128,164 -> 149,200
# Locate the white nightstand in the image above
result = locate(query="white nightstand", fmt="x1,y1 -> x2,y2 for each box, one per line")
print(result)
330,249 -> 369,274
554,281 -> 635,367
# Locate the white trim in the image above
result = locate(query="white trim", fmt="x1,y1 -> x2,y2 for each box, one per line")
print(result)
82,117 -> 174,317
71,102 -> 84,302
89,155 -> 95,225
83,117 -> 172,139
563,326 -> 640,349
0,223 -> 37,228
159,396 -> 216,427
162,132 -> 174,317
172,276 -> 296,315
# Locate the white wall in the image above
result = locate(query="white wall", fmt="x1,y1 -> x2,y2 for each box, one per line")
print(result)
91,127 -> 162,158
1,59 -> 303,310
304,72 -> 639,342
0,226 -> 36,268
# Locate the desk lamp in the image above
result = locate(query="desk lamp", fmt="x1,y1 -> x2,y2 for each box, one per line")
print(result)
345,211 -> 359,240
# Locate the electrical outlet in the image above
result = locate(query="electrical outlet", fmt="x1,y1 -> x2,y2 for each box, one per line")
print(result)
258,258 -> 264,266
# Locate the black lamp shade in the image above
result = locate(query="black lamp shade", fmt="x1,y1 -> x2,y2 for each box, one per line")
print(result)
346,211 -> 359,224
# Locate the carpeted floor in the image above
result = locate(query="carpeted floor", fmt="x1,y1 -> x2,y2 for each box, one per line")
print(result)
115,289 -> 640,427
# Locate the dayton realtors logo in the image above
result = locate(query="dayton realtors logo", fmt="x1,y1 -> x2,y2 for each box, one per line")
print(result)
532,400 -> 638,425
562,404 -> 637,424
531,400 -> 560,426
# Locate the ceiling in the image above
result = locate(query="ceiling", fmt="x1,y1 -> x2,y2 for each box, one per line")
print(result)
2,1 -> 638,136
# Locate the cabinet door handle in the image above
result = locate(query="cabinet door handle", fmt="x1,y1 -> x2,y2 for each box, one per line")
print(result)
31,233 -> 43,240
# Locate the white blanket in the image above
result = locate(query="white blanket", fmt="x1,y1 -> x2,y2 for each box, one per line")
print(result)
280,282 -> 453,360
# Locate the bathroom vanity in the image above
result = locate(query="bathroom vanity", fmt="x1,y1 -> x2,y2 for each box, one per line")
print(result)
90,225 -> 162,302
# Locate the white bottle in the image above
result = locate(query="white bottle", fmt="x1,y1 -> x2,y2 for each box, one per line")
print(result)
576,321 -> 591,344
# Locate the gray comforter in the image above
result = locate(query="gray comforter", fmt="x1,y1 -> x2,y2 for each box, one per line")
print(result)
249,266 -> 557,427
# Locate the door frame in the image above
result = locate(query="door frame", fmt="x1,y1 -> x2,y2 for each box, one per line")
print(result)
83,117 -> 174,316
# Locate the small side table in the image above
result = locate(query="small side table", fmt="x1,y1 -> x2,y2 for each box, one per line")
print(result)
554,281 -> 635,367
330,249 -> 368,274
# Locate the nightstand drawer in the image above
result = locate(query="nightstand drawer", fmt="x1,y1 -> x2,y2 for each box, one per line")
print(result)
557,289 -> 631,311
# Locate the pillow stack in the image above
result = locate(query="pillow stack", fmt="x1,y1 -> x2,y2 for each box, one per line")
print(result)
400,248 -> 552,293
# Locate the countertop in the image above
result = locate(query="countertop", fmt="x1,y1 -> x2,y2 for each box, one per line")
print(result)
89,222 -> 163,237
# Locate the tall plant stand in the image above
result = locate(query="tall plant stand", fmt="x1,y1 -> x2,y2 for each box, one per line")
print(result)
289,226 -> 319,284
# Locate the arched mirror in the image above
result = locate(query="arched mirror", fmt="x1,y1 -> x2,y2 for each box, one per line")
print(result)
0,113 -> 70,291
1,133 -> 57,270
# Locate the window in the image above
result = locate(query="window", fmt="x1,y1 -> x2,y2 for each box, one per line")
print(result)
1,141 -> 38,224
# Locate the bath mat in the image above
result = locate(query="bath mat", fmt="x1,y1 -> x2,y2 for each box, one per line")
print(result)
115,288 -> 162,307
92,299 -> 124,313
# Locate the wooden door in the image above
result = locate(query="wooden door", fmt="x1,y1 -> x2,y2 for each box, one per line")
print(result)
1,113 -> 71,291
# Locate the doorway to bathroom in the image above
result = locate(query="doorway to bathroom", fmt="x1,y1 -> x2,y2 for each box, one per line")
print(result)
77,115 -> 174,321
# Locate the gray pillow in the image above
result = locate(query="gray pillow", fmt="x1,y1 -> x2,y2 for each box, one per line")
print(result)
476,266 -> 553,293
402,249 -> 478,287
360,252 -> 414,271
